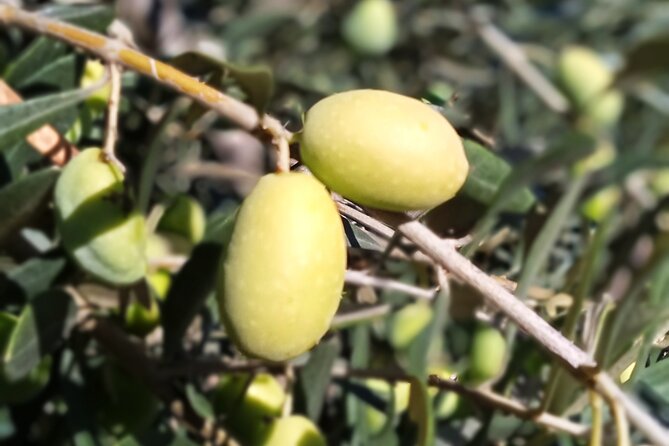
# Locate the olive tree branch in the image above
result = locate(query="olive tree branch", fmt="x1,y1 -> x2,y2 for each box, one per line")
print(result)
156,357 -> 588,437
0,4 -> 290,164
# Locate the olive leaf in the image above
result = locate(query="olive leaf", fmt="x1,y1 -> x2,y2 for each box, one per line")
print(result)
0,168 -> 59,245
170,51 -> 274,114
3,289 -> 76,380
460,139 -> 535,214
0,87 -> 91,148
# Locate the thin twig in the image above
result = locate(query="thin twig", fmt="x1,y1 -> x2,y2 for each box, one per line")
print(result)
470,8 -> 569,113
336,201 -> 395,239
345,269 -> 437,300
156,357 -> 589,437
426,375 -> 588,437
330,304 -> 392,329
179,161 -> 260,181
102,63 -> 125,172
594,372 -> 669,446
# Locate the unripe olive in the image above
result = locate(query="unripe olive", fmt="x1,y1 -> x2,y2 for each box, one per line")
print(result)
388,302 -> 433,350
300,89 -> 468,211
427,368 -> 461,419
558,46 -> 624,129
55,148 -> 147,285
342,0 -> 397,56
157,194 -> 206,244
213,373 -> 285,444
218,173 -> 346,362
581,185 -> 621,223
124,295 -> 161,337
465,326 -> 507,385
81,59 -> 111,111
361,379 -> 410,435
260,415 -> 326,446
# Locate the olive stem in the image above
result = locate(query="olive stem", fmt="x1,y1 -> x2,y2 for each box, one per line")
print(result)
102,63 -> 125,173
282,364 -> 295,418
426,374 -> 588,438
345,269 -> 437,300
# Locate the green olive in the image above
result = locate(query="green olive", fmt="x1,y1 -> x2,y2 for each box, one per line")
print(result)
361,379 -> 410,435
218,172 -> 346,362
124,294 -> 161,337
260,415 -> 326,446
342,0 -> 397,56
157,194 -> 206,244
558,46 -> 624,129
388,303 -> 433,350
465,326 -> 507,385
81,59 -> 111,111
55,148 -> 147,285
213,373 -> 285,444
300,89 -> 469,211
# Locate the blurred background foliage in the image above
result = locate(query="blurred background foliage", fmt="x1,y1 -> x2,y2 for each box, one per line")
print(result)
1,0 -> 669,445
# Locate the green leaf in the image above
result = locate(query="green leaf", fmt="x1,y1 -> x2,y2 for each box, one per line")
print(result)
3,37 -> 69,89
464,131 -> 596,257
297,339 -> 340,421
185,384 -> 215,420
41,4 -> 115,32
343,218 -> 385,251
0,407 -> 15,440
637,358 -> 669,406
407,376 -> 434,446
0,168 -> 59,244
0,87 -> 92,148
617,34 -> 669,82
3,289 -> 76,380
222,11 -> 295,43
461,140 -> 535,213
515,175 -> 587,299
162,243 -> 223,359
170,51 -> 274,113
5,256 -> 66,301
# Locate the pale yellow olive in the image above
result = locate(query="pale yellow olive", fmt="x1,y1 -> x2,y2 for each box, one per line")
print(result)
465,326 -> 507,385
300,89 -> 469,211
342,0 -> 397,56
55,148 -> 147,285
558,46 -> 624,129
260,415 -> 326,446
218,173 -> 346,362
